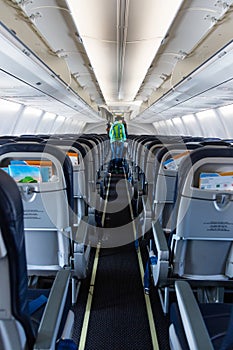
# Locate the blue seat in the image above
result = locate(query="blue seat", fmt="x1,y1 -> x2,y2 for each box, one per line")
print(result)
170,281 -> 233,350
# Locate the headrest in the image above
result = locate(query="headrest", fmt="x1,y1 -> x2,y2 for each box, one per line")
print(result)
0,142 -> 74,212
156,143 -> 202,164
44,139 -> 87,158
177,146 -> 233,191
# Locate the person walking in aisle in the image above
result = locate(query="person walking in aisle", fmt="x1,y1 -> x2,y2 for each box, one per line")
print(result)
109,116 -> 127,170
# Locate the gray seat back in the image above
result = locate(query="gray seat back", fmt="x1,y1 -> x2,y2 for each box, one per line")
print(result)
172,146 -> 233,280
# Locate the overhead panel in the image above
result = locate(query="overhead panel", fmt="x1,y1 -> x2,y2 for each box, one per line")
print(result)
11,0 -> 102,105
2,0 -> 233,125
66,0 -> 184,105
122,0 -> 184,101
137,40 -> 233,121
66,0 -> 117,103
137,0 -> 233,118
0,21 -> 101,121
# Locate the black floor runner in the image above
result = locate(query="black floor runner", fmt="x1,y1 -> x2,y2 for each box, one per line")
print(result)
72,168 -> 171,349
85,244 -> 153,350
104,171 -> 134,228
85,170 -> 153,349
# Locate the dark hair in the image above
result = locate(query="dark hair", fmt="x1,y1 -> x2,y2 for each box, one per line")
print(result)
115,116 -> 122,122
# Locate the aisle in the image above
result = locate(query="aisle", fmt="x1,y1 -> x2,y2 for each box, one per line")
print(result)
85,243 -> 153,349
77,166 -> 157,349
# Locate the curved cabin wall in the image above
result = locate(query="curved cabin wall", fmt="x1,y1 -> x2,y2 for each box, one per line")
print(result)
153,103 -> 233,138
0,99 -> 86,135
1,97 -> 233,137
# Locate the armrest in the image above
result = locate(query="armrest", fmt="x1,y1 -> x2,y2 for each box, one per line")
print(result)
142,195 -> 152,214
151,220 -> 169,286
34,269 -> 71,350
73,216 -> 90,279
74,216 -> 88,244
152,220 -> 169,260
175,281 -> 214,350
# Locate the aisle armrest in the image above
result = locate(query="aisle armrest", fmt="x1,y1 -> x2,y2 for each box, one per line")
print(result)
34,269 -> 71,350
152,220 -> 169,258
175,281 -> 214,350
151,220 -> 169,286
73,216 -> 90,279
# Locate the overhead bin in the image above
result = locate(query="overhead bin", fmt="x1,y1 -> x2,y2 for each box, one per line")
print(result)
138,40 -> 233,120
0,21 -> 101,121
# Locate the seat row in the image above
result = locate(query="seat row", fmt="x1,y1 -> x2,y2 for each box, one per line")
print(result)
128,135 -> 233,349
0,133 -> 109,349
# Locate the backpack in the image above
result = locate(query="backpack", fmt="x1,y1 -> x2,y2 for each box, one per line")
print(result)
112,122 -> 124,140
56,339 -> 78,349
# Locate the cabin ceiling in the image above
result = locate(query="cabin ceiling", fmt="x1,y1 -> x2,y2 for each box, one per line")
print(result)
0,0 -> 233,125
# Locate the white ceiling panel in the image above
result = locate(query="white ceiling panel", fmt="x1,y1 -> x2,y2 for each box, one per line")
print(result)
1,0 -> 233,126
